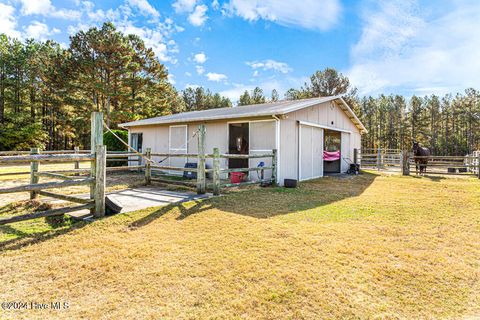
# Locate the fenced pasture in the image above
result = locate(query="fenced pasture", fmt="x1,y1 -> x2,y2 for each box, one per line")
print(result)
359,148 -> 480,177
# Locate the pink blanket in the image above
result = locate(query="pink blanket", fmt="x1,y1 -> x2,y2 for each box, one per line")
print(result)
323,150 -> 340,161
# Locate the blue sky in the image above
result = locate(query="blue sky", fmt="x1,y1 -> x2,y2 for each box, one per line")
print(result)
1,0 -> 479,102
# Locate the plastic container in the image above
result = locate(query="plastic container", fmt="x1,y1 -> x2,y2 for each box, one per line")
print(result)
230,172 -> 245,183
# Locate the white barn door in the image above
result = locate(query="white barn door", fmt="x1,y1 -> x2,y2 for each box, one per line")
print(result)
169,125 -> 187,174
299,124 -> 323,181
341,132 -> 351,173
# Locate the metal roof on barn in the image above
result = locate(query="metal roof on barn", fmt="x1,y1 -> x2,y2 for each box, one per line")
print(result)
120,95 -> 367,133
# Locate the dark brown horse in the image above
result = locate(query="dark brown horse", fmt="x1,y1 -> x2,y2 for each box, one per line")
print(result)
413,141 -> 430,175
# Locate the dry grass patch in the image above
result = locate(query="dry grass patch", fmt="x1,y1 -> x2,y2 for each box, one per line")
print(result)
0,173 -> 479,319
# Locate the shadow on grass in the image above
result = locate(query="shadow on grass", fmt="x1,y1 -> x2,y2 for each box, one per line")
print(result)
0,200 -> 91,251
410,174 -> 447,182
0,219 -> 89,251
128,172 -> 379,229
1,173 -> 379,248
127,200 -> 211,230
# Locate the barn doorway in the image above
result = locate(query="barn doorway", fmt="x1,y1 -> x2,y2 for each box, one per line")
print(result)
228,123 -> 249,169
324,129 -> 341,174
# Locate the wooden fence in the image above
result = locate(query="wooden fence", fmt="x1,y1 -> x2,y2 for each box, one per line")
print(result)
359,148 -> 480,178
359,148 -> 402,170
0,120 -> 278,225
0,112 -> 107,225
144,125 -> 277,195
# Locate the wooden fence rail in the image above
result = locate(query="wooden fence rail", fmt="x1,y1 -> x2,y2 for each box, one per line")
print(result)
0,153 -> 94,164
143,125 -> 278,195
359,148 -> 480,178
0,112 -> 107,225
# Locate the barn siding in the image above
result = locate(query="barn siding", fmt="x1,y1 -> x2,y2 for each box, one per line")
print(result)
278,101 -> 362,183
128,101 -> 362,185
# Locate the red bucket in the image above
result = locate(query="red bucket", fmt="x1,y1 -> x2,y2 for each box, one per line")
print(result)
230,172 -> 245,183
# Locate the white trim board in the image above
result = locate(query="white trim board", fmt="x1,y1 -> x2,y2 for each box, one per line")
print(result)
297,120 -> 352,134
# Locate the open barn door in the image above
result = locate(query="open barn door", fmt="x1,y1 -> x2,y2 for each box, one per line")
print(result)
341,132 -> 351,173
299,124 -> 323,181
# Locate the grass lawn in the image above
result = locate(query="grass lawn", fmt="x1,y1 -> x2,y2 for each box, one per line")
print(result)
0,172 -> 479,319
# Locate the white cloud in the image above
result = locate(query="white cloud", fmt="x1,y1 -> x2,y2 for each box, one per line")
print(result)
173,0 -> 197,13
19,0 -> 52,15
188,5 -> 208,26
52,9 -> 82,20
196,65 -> 205,75
193,52 -> 207,64
24,21 -> 60,40
0,3 -> 20,38
206,72 -> 228,82
19,0 -> 81,20
185,71 -> 192,77
127,0 -> 159,17
347,0 -> 480,95
246,59 -> 292,74
212,0 -> 220,10
222,0 -> 341,31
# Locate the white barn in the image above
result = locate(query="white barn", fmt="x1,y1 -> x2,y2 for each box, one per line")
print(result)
120,96 -> 367,185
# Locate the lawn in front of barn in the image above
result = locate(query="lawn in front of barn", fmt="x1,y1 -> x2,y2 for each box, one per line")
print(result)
1,172 -> 479,319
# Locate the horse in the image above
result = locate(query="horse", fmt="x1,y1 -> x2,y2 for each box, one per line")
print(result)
413,141 -> 430,175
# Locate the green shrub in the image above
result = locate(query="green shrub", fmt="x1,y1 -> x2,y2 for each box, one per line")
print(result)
103,130 -> 128,152
103,130 -> 128,167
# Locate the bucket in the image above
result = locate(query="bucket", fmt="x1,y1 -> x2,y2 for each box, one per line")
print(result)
284,179 -> 298,188
230,172 -> 245,183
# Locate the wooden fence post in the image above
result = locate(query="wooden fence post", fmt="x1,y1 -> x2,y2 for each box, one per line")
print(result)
272,149 -> 278,186
400,150 -> 404,174
377,148 -> 381,171
90,112 -> 103,214
477,152 -> 480,179
196,124 -> 206,194
30,148 -> 39,200
212,147 -> 220,195
74,146 -> 80,170
402,151 -> 410,176
145,147 -> 151,185
94,145 -> 106,218
353,148 -> 358,165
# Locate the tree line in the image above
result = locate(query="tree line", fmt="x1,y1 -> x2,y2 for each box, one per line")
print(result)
1,22 -> 479,155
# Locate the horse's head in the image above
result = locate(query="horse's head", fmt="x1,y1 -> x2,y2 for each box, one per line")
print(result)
412,141 -> 419,153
